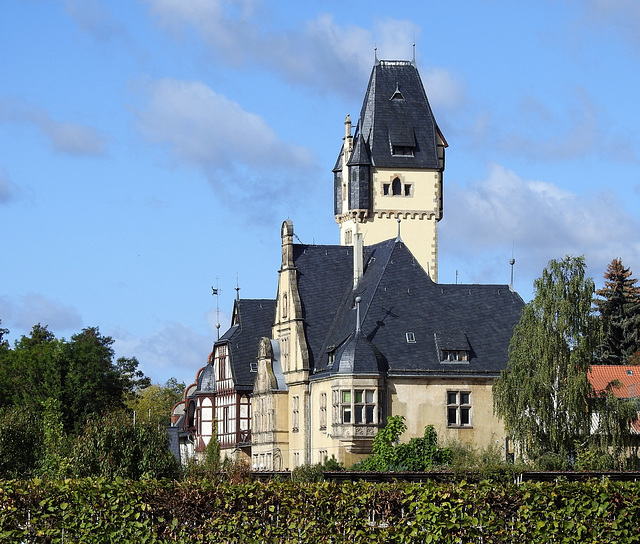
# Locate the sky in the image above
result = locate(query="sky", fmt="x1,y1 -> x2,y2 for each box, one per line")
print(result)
2,0 -> 640,386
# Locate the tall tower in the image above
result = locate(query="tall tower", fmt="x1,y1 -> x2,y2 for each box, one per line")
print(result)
333,58 -> 447,281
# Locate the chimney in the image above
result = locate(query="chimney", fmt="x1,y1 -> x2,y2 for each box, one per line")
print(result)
353,229 -> 363,289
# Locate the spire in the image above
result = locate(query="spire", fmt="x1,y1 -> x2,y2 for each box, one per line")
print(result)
353,228 -> 363,289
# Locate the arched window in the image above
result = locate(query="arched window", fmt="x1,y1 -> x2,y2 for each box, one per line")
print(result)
392,177 -> 402,196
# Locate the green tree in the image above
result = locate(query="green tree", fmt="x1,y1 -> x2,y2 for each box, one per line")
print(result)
71,411 -> 180,479
594,258 -> 640,365
0,325 -> 150,432
0,405 -> 44,478
493,256 -> 599,463
126,378 -> 185,428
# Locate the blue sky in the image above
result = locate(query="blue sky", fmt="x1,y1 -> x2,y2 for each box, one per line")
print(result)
2,0 -> 639,386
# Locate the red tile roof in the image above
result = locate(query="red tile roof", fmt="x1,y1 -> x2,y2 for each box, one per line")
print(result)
588,365 -> 640,398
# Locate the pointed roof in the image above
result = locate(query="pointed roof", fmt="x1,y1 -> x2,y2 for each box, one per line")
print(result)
347,128 -> 371,167
214,298 -> 276,389
353,60 -> 445,169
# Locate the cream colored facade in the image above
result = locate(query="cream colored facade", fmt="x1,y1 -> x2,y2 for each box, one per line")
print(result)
335,118 -> 445,282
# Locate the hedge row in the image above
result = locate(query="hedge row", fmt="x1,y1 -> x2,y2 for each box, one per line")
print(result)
1,478 -> 639,542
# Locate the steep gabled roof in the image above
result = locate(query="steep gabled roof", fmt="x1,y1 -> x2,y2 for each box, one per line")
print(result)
354,60 -> 444,169
311,239 -> 524,377
292,244 -> 354,370
215,299 -> 275,389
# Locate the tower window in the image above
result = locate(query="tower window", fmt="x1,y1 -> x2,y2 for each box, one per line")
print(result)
392,177 -> 402,196
392,145 -> 414,156
383,178 -> 412,197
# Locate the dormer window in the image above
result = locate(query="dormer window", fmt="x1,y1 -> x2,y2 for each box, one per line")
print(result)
391,145 -> 414,156
442,350 -> 468,362
406,332 -> 416,343
435,330 -> 471,364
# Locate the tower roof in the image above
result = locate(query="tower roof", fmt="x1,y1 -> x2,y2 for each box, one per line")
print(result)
353,60 -> 445,169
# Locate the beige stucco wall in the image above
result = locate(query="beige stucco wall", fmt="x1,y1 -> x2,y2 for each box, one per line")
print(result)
388,377 -> 505,452
338,168 -> 442,281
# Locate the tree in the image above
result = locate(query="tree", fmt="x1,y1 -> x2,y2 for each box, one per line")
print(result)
71,411 -> 181,479
126,378 -> 185,428
594,258 -> 640,365
0,325 -> 151,432
493,256 -> 599,462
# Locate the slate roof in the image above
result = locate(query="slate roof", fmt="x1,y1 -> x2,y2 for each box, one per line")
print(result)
214,299 -> 276,390
292,238 -> 524,378
352,60 -> 444,170
292,244 -> 354,370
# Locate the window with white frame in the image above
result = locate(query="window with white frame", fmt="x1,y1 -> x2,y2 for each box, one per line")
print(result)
334,388 -> 378,425
447,391 -> 471,427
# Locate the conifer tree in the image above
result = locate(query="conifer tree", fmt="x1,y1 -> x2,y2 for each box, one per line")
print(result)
594,258 -> 640,365
493,256 -> 599,462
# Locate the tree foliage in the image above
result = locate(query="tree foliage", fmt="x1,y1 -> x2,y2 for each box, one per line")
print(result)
594,258 -> 640,365
354,416 -> 451,471
494,256 -> 599,461
126,378 -> 185,428
71,411 -> 181,479
0,324 -> 150,432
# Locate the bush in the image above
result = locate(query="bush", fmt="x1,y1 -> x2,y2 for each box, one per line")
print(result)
0,405 -> 43,478
71,411 -> 181,479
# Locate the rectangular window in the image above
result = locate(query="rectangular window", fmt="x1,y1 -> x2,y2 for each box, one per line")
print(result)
404,184 -> 412,196
441,350 -> 469,362
319,393 -> 327,430
335,388 -> 379,425
292,396 -> 299,433
447,391 -> 472,427
383,183 -> 390,195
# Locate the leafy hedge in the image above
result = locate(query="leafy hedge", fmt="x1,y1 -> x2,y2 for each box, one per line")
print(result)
1,478 -> 639,542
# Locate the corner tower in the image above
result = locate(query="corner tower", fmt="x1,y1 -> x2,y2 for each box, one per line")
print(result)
333,59 -> 447,281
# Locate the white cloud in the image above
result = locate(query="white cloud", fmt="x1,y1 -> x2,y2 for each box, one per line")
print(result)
0,168 -> 19,203
0,98 -> 107,156
0,294 -> 83,335
61,0 -> 127,42
440,163 -> 640,290
134,78 -> 319,222
144,1 -> 465,104
581,0 -> 640,48
111,323 -> 213,385
136,79 -> 313,170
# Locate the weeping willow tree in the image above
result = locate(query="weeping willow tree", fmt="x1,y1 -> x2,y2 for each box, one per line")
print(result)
494,256 -> 600,462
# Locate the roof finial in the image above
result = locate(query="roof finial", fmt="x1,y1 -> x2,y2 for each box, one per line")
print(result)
396,218 -> 402,241
374,46 -> 379,66
509,242 -> 516,291
412,40 -> 416,66
355,296 -> 362,333
212,279 -> 221,340
235,273 -> 240,301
